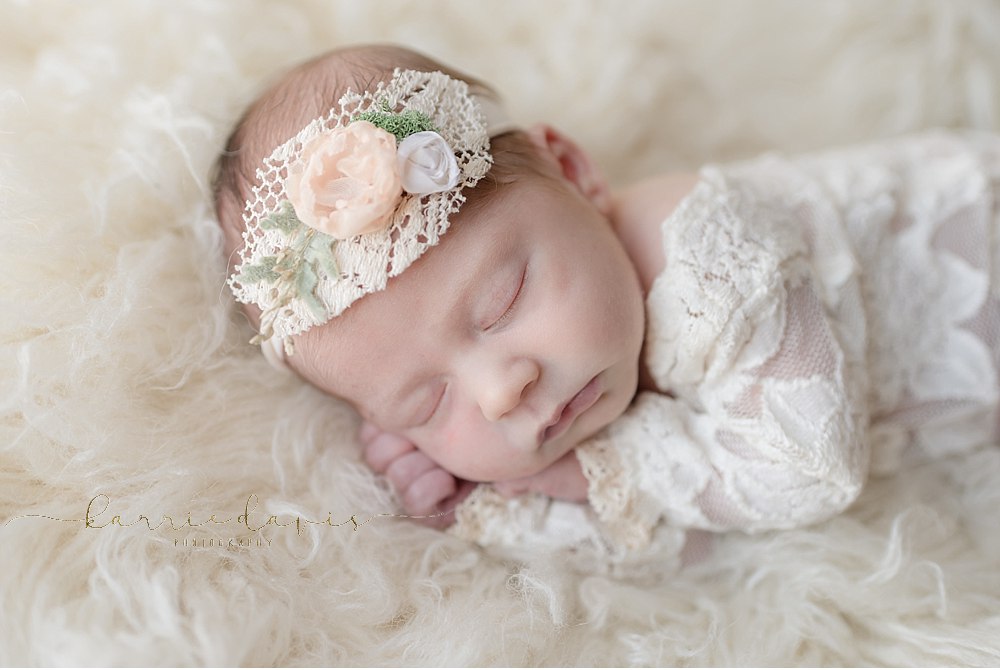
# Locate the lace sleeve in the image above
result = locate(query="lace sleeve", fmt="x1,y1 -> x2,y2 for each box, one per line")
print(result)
574,169 -> 871,549
577,271 -> 868,548
446,482 -> 690,570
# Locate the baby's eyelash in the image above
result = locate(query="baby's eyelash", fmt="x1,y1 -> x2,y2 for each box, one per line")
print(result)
487,265 -> 526,331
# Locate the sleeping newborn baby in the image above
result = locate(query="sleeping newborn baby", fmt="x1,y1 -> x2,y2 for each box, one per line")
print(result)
214,44 -> 1000,559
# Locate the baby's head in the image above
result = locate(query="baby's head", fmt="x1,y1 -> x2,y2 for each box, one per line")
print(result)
214,45 -> 644,483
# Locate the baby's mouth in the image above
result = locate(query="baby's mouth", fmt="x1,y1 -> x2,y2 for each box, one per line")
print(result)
539,375 -> 602,445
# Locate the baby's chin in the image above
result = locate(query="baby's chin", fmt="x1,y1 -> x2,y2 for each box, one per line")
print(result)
455,449 -> 565,484
486,423 -> 607,483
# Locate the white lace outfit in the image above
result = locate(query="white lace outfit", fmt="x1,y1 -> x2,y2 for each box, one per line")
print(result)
448,130 -> 1000,566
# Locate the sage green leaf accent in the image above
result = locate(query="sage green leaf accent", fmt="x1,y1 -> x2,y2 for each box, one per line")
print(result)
295,262 -> 326,320
353,105 -> 436,142
304,235 -> 340,279
235,256 -> 279,285
251,201 -> 341,328
259,200 -> 302,237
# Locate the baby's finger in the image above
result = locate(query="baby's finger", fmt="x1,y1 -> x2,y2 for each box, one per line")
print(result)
427,479 -> 478,529
403,467 -> 457,516
493,477 -> 531,498
363,432 -> 415,473
358,421 -> 380,445
385,449 -> 437,491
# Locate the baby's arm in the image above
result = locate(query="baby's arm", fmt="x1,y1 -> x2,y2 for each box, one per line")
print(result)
491,450 -> 589,502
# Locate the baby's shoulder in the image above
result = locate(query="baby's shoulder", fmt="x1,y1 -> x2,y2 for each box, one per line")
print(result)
642,163 -> 819,388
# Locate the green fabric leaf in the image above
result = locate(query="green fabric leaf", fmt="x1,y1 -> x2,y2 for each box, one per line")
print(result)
304,236 -> 340,279
235,256 -> 279,285
259,201 -> 302,237
249,202 -> 339,324
294,262 -> 326,320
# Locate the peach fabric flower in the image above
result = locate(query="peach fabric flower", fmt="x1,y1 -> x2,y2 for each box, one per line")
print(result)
285,121 -> 402,239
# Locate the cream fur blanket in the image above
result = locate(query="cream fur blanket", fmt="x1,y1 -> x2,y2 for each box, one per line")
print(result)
3,1 -> 1000,665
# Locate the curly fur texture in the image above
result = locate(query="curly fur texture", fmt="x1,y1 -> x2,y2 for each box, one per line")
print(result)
2,1 -> 1000,664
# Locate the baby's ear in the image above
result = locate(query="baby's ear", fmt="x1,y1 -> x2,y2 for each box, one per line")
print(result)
526,124 -> 613,216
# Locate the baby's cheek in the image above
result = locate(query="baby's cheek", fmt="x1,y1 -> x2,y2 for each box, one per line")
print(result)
430,415 -> 488,475
444,403 -> 484,442
407,422 -> 463,472
443,414 -> 485,454
439,425 -> 462,450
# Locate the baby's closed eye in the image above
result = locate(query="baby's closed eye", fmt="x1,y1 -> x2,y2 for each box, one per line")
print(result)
481,262 -> 527,331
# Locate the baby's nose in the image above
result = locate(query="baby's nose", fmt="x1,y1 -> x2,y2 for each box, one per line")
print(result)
475,358 -> 540,422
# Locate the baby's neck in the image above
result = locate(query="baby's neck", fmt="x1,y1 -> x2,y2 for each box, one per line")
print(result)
608,171 -> 700,296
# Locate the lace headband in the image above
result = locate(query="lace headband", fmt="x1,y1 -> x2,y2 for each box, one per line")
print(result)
227,68 -> 515,368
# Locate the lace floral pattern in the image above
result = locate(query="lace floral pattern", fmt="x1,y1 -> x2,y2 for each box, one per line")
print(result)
450,130 -> 1000,558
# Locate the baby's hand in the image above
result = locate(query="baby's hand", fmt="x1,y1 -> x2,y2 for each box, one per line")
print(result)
492,450 -> 589,503
359,421 -> 476,529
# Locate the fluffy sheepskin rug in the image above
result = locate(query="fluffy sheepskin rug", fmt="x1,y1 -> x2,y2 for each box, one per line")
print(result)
3,1 -> 1000,665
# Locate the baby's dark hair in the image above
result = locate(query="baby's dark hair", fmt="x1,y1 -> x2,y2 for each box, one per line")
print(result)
212,44 -> 553,329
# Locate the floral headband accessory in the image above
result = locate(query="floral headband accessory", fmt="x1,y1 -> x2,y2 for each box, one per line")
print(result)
228,68 -> 514,365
